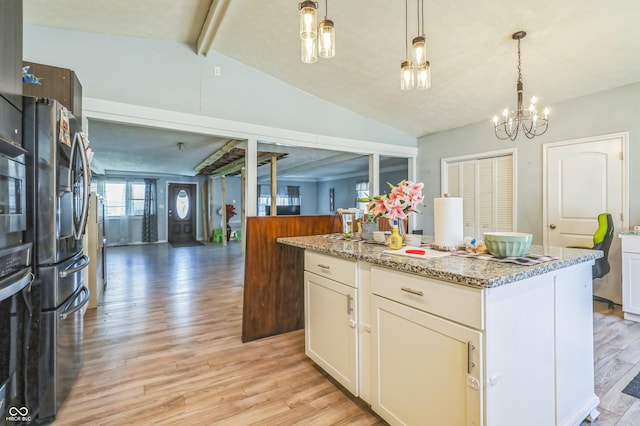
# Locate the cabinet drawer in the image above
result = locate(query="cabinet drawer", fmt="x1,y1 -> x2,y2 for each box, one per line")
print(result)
305,251 -> 357,287
371,266 -> 484,330
621,235 -> 640,253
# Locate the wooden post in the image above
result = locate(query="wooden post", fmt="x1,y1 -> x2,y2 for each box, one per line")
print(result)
221,175 -> 227,247
270,154 -> 277,216
201,182 -> 207,242
208,177 -> 214,241
241,168 -> 246,253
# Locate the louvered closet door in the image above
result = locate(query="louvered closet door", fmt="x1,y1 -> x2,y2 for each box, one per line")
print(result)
494,156 -> 513,231
443,154 -> 513,240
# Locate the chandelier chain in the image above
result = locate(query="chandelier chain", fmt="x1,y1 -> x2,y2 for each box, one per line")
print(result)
517,38 -> 523,84
324,0 -> 328,19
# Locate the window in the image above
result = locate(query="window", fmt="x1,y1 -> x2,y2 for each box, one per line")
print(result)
105,179 -> 153,217
356,181 -> 369,211
105,181 -> 126,217
130,182 -> 146,216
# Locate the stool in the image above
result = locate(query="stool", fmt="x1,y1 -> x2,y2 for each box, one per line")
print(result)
213,229 -> 223,243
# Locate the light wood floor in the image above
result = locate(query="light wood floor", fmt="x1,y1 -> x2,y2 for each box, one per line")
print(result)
53,243 -> 640,425
54,242 -> 382,425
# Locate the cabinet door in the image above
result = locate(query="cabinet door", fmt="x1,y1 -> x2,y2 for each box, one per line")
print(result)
372,295 -> 482,426
623,252 -> 640,315
304,271 -> 358,395
0,0 -> 23,110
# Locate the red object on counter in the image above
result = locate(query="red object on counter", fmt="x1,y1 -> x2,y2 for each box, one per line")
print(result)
405,249 -> 426,255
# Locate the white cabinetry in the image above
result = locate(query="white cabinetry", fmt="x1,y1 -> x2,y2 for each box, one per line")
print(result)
370,264 -> 598,426
621,234 -> 640,322
304,251 -> 358,395
371,267 -> 482,426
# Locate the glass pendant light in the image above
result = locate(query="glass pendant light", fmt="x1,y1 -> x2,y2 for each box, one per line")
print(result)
416,61 -> 430,90
299,1 -> 318,41
400,0 -> 414,90
318,0 -> 335,58
412,36 -> 426,66
301,37 -> 318,63
401,60 -> 414,90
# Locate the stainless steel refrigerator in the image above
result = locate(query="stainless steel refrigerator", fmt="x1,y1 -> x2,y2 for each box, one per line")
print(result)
22,96 -> 90,423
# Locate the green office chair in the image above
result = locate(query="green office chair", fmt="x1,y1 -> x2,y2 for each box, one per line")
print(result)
590,213 -> 615,308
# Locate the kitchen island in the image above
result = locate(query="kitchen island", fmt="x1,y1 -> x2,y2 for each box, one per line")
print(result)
278,234 -> 603,426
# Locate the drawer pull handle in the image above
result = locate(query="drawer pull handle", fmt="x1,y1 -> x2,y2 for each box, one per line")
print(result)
401,287 -> 424,296
317,264 -> 331,270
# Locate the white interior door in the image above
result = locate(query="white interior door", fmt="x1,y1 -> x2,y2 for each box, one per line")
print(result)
545,134 -> 627,304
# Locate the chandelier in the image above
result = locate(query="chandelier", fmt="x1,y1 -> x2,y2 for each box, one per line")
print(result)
401,0 -> 431,90
299,1 -> 335,64
493,31 -> 549,140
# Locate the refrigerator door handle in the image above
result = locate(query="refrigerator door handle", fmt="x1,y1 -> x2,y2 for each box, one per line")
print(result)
60,285 -> 90,320
71,132 -> 91,240
59,255 -> 90,278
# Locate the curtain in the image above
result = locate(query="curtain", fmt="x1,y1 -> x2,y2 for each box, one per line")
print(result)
142,178 -> 158,242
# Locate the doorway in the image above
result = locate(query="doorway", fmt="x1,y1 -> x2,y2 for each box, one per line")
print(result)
168,183 -> 197,243
543,132 -> 629,304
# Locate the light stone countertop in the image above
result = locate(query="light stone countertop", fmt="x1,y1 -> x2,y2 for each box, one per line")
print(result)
277,234 -> 603,289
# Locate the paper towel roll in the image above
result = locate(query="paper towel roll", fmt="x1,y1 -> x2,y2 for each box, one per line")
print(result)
434,197 -> 463,248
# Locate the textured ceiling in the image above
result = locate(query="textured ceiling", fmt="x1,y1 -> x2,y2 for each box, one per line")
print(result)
23,0 -> 640,176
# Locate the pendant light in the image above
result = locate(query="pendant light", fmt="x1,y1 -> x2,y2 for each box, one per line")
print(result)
400,0 -> 414,90
401,0 -> 430,90
299,1 -> 318,63
493,31 -> 549,140
318,0 -> 335,58
412,0 -> 430,90
299,1 -> 317,40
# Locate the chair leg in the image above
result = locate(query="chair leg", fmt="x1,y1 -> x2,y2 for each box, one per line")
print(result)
593,295 -> 615,310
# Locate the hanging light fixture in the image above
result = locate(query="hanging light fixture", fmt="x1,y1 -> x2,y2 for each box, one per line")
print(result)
413,0 -> 430,90
401,0 -> 430,90
299,1 -> 318,63
299,1 -> 317,40
299,1 -> 335,63
493,31 -> 549,140
318,0 -> 335,59
400,0 -> 414,90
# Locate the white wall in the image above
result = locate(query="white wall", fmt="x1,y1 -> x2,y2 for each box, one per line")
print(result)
417,82 -> 640,243
23,24 -> 415,147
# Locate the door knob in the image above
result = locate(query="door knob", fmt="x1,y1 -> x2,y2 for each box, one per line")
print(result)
549,224 -> 556,229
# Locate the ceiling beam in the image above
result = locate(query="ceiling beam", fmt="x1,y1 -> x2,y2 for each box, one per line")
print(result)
194,139 -> 241,172
276,152 -> 364,177
196,0 -> 231,56
213,153 -> 274,177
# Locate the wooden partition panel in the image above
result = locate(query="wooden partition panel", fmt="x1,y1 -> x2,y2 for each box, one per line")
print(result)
242,215 -> 341,342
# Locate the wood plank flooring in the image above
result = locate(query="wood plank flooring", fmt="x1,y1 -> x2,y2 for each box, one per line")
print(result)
54,243 -> 382,425
53,243 -> 640,425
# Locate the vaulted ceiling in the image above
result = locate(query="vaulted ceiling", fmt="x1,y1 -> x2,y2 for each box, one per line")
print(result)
23,0 -> 640,176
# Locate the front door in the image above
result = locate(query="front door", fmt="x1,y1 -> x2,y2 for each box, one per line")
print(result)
544,133 -> 626,304
168,183 -> 196,244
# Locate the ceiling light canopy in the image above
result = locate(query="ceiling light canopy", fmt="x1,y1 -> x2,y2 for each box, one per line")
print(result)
493,31 -> 549,140
299,1 -> 335,63
401,0 -> 431,91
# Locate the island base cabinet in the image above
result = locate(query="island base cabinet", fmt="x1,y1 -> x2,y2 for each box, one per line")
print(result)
621,236 -> 640,322
372,295 -> 482,426
304,271 -> 358,395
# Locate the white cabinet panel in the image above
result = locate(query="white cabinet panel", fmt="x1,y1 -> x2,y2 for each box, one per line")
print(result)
304,271 -> 358,395
372,295 -> 482,426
